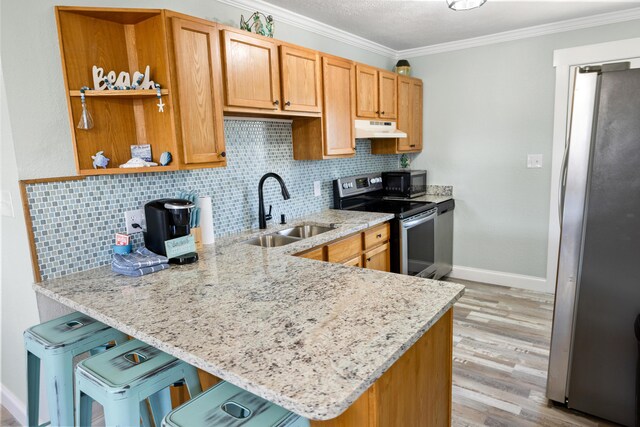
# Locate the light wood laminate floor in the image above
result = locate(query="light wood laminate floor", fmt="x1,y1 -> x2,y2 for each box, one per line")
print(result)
450,279 -> 617,426
1,280 -> 619,426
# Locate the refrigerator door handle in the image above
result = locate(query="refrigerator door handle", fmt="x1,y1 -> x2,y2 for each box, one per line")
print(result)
558,140 -> 570,223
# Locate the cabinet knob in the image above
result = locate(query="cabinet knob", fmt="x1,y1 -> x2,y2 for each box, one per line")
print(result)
376,233 -> 382,238
273,100 -> 280,106
367,258 -> 372,262
285,101 -> 291,106
219,151 -> 226,158
381,111 -> 385,115
375,111 -> 379,114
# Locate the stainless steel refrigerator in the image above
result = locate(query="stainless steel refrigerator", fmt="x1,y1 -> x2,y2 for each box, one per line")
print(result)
547,64 -> 640,426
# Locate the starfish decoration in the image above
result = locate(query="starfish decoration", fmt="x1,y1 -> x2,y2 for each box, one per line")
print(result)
157,99 -> 165,113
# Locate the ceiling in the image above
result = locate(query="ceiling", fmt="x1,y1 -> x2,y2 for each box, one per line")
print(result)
263,0 -> 640,51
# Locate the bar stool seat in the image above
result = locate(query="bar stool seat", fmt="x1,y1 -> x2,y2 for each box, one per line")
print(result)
24,311 -> 128,427
75,339 -> 202,427
162,381 -> 309,427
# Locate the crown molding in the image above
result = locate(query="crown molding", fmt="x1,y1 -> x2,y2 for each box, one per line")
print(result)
396,7 -> 640,58
215,0 -> 396,58
215,1 -> 640,60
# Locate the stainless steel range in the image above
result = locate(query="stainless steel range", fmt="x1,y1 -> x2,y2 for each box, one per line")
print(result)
333,173 -> 437,277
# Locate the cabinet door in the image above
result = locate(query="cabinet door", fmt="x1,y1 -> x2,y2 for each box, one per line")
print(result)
323,56 -> 356,156
172,18 -> 226,164
364,242 -> 390,272
378,71 -> 397,119
343,255 -> 363,268
221,30 -> 280,110
396,76 -> 413,152
280,46 -> 321,113
410,78 -> 423,151
356,64 -> 378,118
297,246 -> 325,261
327,233 -> 362,263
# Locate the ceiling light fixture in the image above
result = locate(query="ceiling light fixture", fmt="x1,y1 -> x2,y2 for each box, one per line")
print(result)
446,0 -> 487,11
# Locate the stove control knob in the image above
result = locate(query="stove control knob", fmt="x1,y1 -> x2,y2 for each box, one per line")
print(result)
342,183 -> 350,189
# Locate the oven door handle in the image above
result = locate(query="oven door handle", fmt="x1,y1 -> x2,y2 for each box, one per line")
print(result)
402,209 -> 437,229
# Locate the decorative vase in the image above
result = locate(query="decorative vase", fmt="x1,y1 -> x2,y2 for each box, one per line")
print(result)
395,59 -> 411,76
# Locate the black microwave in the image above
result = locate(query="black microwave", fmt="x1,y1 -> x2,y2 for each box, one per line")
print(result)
382,170 -> 427,198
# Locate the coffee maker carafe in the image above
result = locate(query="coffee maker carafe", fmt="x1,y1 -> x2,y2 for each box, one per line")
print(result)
143,199 -> 198,264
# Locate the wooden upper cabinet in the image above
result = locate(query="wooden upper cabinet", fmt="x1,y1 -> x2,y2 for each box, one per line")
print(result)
171,18 -> 226,165
356,64 -> 379,118
372,76 -> 423,155
410,78 -> 423,151
322,56 -> 355,156
221,30 -> 280,110
396,76 -> 413,152
378,71 -> 397,119
280,46 -> 321,113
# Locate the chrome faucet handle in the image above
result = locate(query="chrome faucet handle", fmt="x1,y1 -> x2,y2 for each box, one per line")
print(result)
265,205 -> 273,221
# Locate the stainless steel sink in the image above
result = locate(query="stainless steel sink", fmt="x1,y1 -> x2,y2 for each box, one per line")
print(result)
276,225 -> 335,239
244,234 -> 300,248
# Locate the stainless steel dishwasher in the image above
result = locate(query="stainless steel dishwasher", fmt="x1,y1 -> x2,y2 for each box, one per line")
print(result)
433,199 -> 454,279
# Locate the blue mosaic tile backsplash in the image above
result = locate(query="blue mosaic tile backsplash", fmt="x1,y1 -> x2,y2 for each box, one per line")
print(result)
25,120 -> 399,280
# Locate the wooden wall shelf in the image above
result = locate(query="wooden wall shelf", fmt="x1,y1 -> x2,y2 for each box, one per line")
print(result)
69,89 -> 169,97
79,165 -> 177,175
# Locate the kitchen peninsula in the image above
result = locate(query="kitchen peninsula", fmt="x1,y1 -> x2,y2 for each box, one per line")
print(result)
33,209 -> 464,426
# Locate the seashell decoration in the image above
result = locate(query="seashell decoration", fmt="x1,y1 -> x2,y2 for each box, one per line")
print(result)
160,152 -> 172,166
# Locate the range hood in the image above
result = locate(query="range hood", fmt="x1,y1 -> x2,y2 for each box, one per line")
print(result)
355,119 -> 407,139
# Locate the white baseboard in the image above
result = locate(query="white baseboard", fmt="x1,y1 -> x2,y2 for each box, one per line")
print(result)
1,383 -> 26,426
449,265 -> 553,293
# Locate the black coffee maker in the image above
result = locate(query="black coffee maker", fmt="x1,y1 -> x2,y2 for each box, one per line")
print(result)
143,199 -> 198,264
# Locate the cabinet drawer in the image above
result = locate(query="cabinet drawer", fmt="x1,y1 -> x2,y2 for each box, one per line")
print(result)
327,233 -> 362,263
297,246 -> 325,261
364,222 -> 390,250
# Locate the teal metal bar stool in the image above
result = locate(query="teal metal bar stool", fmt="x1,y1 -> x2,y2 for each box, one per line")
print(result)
75,339 -> 202,427
24,311 -> 128,427
162,381 -> 309,427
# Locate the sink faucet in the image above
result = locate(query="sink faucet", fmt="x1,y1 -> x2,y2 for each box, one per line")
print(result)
258,172 -> 291,229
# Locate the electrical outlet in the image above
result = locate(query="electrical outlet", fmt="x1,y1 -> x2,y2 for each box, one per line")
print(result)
527,154 -> 543,168
124,209 -> 145,234
313,181 -> 321,197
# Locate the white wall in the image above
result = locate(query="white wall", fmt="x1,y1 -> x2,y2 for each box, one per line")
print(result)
0,0 -> 393,420
409,19 -> 640,290
0,0 -> 393,181
0,64 -> 41,422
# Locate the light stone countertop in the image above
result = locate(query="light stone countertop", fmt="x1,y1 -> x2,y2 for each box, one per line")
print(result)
33,209 -> 464,421
413,194 -> 454,204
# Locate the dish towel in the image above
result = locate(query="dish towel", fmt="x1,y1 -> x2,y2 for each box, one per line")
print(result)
112,247 -> 170,276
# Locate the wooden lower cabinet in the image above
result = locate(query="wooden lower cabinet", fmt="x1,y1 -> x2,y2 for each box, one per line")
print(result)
310,308 -> 453,427
363,243 -> 390,272
327,233 -> 362,263
343,255 -> 363,268
295,222 -> 390,272
299,246 -> 325,261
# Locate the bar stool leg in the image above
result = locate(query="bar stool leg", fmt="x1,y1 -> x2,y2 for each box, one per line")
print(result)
44,353 -> 75,427
75,390 -> 93,427
104,398 -> 141,427
148,388 -> 172,427
182,368 -> 202,398
140,401 -> 153,427
26,351 -> 41,427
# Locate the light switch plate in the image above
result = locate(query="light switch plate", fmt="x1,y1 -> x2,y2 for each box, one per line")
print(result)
527,154 -> 543,168
1,190 -> 14,217
313,181 -> 321,197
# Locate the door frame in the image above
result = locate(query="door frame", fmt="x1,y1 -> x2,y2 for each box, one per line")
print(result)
545,37 -> 640,293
